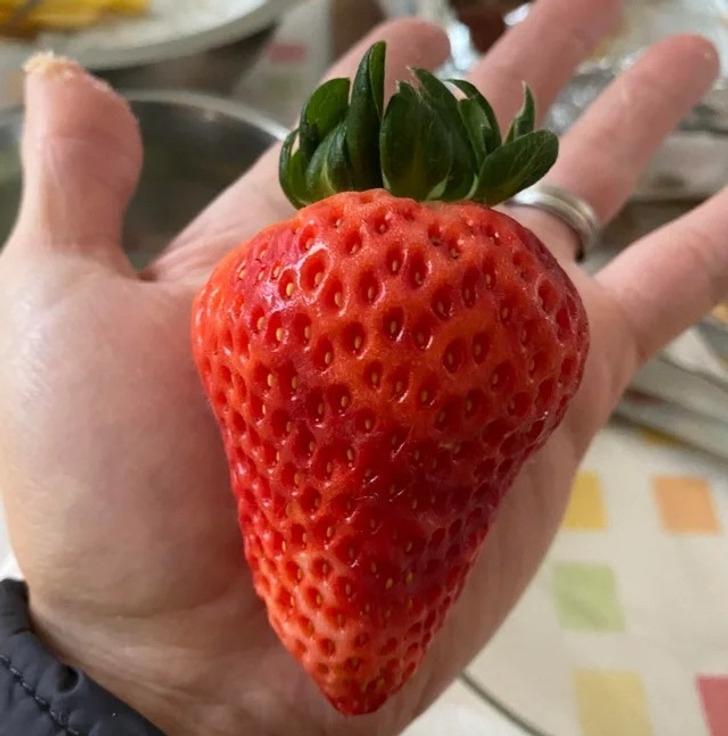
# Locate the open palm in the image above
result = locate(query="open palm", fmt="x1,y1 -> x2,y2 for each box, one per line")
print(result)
2,3 -> 727,735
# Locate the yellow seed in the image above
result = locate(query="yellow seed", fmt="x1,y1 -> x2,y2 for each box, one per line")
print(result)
286,421 -> 294,433
334,291 -> 344,308
324,351 -> 333,365
281,541 -> 287,552
405,542 -> 413,553
275,451 -> 281,463
289,595 -> 295,607
275,328 -> 284,342
349,547 -> 356,560
485,274 -> 493,287
411,499 -> 418,510
391,260 -> 400,273
326,526 -> 335,538
491,373 -> 499,386
261,405 -> 267,416
345,583 -> 352,596
294,473 -> 302,487
316,593 -> 323,606
354,336 -> 363,351
436,302 -> 445,315
364,603 -> 371,614
367,286 -> 376,301
389,484 -> 397,496
437,411 -> 446,425
309,441 -> 316,453
406,597 -> 414,610
291,376 -> 299,390
326,462 -> 333,475
500,307 -> 510,320
405,571 -> 413,584
420,390 -> 429,403
256,317 -> 265,331
370,562 -> 378,574
347,448 -> 355,462
369,518 -> 376,529
341,395 -> 350,409
314,272 -> 324,286
272,266 -> 281,279
465,399 -> 473,413
286,282 -> 295,297
257,271 -> 265,282
395,381 -> 404,394
267,373 -> 274,388
371,371 -> 380,386
385,578 -> 394,590
413,449 -> 421,461
304,325 -> 312,341
297,569 -> 304,581
317,403 -> 324,416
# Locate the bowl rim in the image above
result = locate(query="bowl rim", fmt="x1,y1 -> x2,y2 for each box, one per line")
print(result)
0,0 -> 299,71
0,88 -> 289,144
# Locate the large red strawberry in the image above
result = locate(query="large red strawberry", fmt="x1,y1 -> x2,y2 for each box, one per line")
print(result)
191,42 -> 589,715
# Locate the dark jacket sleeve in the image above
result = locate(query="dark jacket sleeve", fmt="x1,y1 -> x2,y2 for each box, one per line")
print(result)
0,579 -> 167,735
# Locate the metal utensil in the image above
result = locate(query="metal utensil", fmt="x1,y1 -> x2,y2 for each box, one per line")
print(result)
0,89 -> 286,267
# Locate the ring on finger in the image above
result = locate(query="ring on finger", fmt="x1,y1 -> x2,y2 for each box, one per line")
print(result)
508,183 -> 601,261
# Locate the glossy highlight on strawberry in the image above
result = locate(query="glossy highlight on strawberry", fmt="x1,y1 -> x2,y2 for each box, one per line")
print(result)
191,42 -> 589,716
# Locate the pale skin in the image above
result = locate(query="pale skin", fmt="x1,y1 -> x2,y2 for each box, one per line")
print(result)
0,0 -> 726,734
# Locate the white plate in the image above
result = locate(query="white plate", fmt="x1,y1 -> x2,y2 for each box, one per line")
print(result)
0,0 -> 299,71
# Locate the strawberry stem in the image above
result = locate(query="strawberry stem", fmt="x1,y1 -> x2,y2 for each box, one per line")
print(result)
279,42 -> 559,209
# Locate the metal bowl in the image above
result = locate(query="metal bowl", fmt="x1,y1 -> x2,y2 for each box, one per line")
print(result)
0,89 -> 286,267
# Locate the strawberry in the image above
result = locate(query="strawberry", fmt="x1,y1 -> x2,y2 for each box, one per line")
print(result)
191,42 -> 589,715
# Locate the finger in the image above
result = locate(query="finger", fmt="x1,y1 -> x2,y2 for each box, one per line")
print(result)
4,53 -> 142,273
512,35 -> 720,261
149,18 -> 450,282
597,187 -> 728,364
468,0 -> 622,128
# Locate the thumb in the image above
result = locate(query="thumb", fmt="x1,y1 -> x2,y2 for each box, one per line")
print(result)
5,53 -> 142,271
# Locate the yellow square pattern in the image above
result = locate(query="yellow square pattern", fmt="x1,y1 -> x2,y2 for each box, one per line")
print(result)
563,471 -> 607,531
652,476 -> 721,534
574,671 -> 653,736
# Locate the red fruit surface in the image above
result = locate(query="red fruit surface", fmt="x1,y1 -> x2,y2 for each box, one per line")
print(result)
191,189 -> 589,715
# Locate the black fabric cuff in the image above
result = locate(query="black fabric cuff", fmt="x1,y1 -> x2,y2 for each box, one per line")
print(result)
0,578 -> 166,736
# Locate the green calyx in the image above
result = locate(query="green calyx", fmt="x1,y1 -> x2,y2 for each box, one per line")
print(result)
279,41 -> 559,210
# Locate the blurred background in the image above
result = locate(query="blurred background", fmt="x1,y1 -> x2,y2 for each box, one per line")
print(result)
0,3 -> 727,736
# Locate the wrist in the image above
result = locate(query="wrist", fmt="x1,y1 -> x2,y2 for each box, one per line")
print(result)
27,590 -> 292,736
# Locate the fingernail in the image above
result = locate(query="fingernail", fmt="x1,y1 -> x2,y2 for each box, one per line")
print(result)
24,51 -> 82,78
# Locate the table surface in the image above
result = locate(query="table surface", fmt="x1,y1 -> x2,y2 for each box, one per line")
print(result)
2,2 -> 728,735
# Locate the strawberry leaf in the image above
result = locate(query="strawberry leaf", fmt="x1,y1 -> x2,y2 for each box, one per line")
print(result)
299,78 -> 351,161
279,129 -> 309,209
505,84 -> 535,144
279,43 -> 558,208
458,98 -> 491,170
450,79 -> 501,152
346,41 -> 385,190
381,82 -> 452,201
475,130 -> 559,205
306,124 -> 353,201
411,69 -> 475,201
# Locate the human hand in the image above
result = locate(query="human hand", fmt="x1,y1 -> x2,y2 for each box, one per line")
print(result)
0,1 -> 725,735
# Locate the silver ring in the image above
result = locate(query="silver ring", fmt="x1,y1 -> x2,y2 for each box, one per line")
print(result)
508,183 -> 601,261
